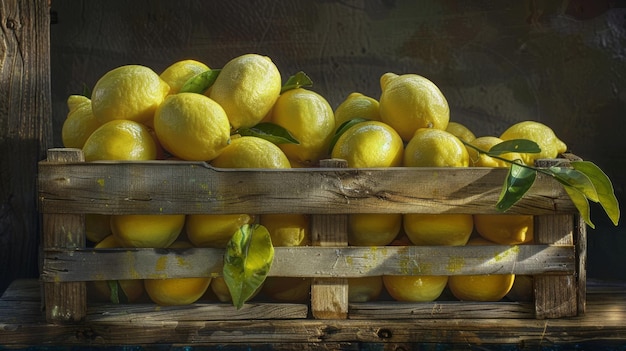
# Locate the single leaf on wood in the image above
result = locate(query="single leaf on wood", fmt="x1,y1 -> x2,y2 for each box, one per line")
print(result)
496,163 -> 537,212
571,161 -> 620,226
223,224 -> 274,309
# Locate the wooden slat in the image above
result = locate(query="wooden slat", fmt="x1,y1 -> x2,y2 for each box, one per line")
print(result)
349,300 -> 535,319
534,214 -> 577,319
42,149 -> 86,324
1,279 -> 625,347
310,159 -> 349,319
37,149 -> 577,216
40,245 -> 576,282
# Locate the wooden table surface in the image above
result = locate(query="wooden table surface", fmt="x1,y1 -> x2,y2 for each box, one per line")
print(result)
1,279 -> 625,350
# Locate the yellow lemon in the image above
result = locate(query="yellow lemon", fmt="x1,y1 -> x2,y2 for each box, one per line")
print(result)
210,136 -> 291,169
82,119 -> 157,161
159,59 -> 210,94
334,92 -> 381,130
403,213 -> 474,246
85,214 -> 112,244
261,277 -> 311,302
383,275 -> 449,302
88,234 -> 145,303
154,92 -> 231,161
209,53 -> 282,130
331,120 -> 404,168
403,128 -> 469,167
62,95 -> 102,148
144,241 -> 212,306
110,214 -> 185,248
379,72 -> 449,141
474,214 -> 534,245
466,136 -> 523,168
271,88 -> 335,166
446,121 -> 476,143
348,276 -> 384,302
348,213 -> 401,246
448,238 -> 515,301
186,214 -> 253,248
499,120 -> 567,165
259,214 -> 310,247
91,65 -> 170,124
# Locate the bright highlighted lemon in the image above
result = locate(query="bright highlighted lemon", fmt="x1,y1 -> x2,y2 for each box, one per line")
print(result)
259,214 -> 310,247
154,92 -> 231,161
82,120 -> 157,161
91,65 -> 170,124
403,213 -> 474,246
271,88 -> 335,166
379,73 -> 449,141
186,214 -> 253,248
334,92 -> 381,130
331,120 -> 404,168
210,136 -> 291,169
209,53 -> 282,130
499,120 -> 567,165
159,59 -> 210,94
383,275 -> 449,302
403,128 -> 469,167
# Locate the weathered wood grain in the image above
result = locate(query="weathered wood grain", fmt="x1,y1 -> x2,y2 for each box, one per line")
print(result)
37,149 -> 577,216
40,245 -> 576,282
1,279 -> 625,347
0,0 -> 51,296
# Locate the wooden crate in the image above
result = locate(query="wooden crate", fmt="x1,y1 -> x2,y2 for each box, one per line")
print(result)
37,148 -> 586,325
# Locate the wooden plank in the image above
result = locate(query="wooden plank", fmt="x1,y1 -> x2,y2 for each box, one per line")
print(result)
41,245 -> 577,282
42,149 -> 86,324
534,214 -> 577,319
349,300 -> 536,319
37,150 -> 577,216
576,214 -> 587,314
311,159 -> 349,319
0,0 -> 52,298
1,280 -> 626,348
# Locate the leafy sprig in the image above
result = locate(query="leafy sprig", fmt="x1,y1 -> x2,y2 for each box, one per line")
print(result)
464,140 -> 620,229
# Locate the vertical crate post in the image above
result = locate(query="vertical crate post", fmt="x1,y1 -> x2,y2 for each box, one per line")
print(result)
310,159 -> 349,319
41,148 -> 86,323
533,158 -> 578,319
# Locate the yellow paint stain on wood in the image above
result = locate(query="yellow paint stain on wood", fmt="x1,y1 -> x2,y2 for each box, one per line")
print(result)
446,256 -> 465,273
156,256 -> 168,271
494,245 -> 519,262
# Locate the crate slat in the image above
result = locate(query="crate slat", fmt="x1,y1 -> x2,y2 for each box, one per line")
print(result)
41,245 -> 576,282
38,150 -> 575,216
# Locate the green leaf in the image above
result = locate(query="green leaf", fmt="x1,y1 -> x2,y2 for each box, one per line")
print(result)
281,71 -> 313,94
237,122 -> 300,145
328,117 -> 369,154
179,69 -> 221,94
496,163 -> 537,212
487,139 -> 541,156
571,161 -> 620,226
547,167 -> 599,203
107,280 -> 128,304
223,224 -> 274,309
563,185 -> 594,229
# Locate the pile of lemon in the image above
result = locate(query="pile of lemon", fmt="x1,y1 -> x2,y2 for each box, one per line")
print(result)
64,53 -> 567,306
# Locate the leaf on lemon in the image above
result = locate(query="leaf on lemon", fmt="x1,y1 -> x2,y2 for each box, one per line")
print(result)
547,167 -> 599,203
223,224 -> 274,309
237,122 -> 300,145
571,161 -> 620,226
180,69 -> 221,94
488,139 -> 541,156
562,185 -> 594,229
281,71 -> 313,94
328,117 -> 369,154
496,163 -> 537,212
